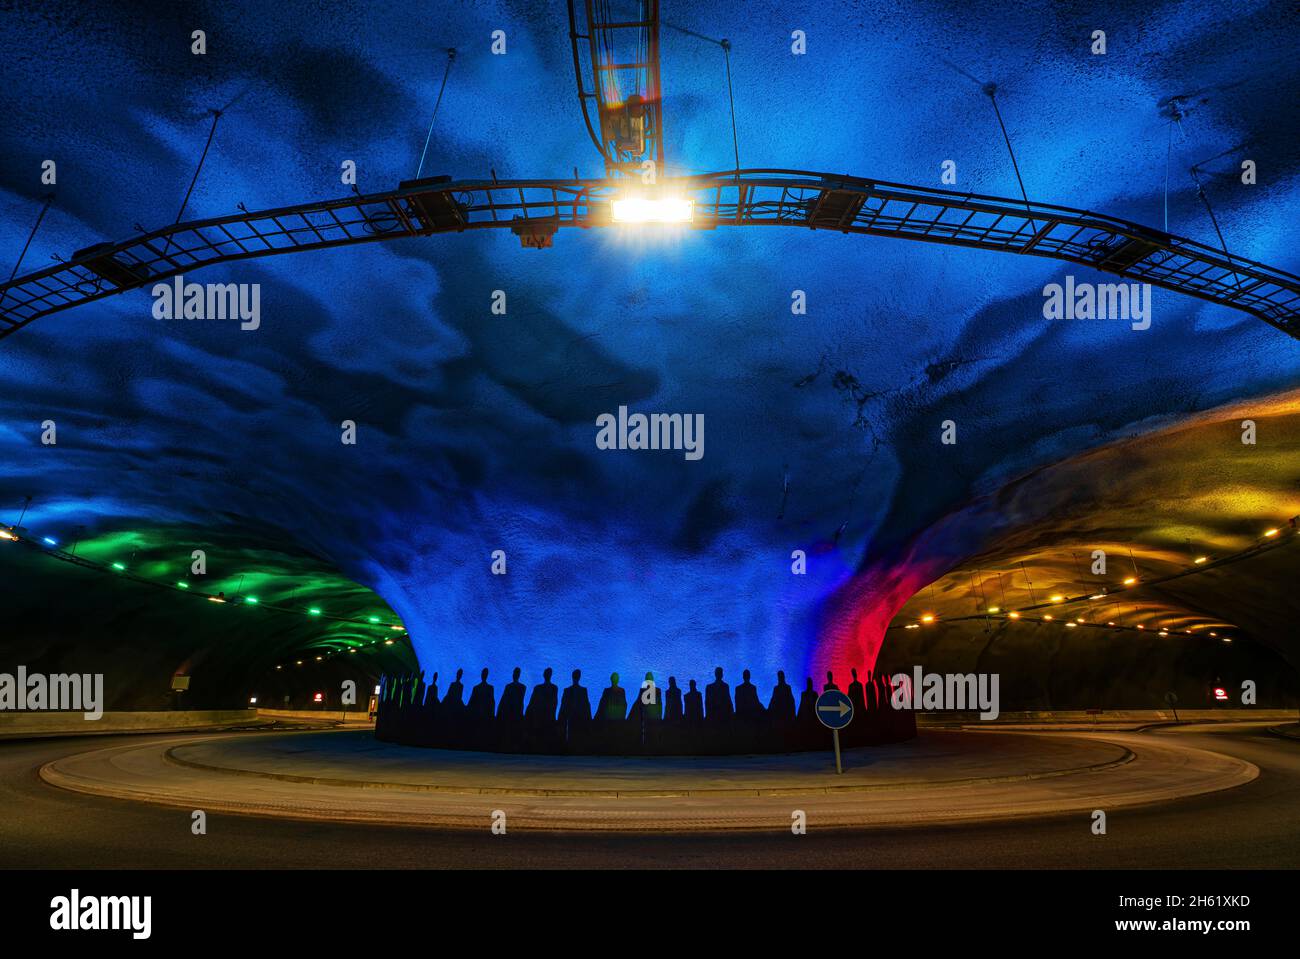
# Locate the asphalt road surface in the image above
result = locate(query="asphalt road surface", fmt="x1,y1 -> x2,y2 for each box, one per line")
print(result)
1,722 -> 1296,868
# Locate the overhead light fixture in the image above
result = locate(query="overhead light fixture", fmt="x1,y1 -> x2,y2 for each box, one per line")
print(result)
42,536 -> 57,546
1194,556 -> 1208,564
986,606 -> 1000,613
1043,614 -> 1053,621
308,607 -> 321,616
1123,576 -> 1137,585
1264,528 -> 1279,538
1050,595 -> 1064,603
111,562 -> 125,571
611,195 -> 694,224
176,581 -> 190,589
1008,611 -> 1021,619
245,596 -> 259,605
921,613 -> 935,624
0,529 -> 16,541
1089,593 -> 1104,600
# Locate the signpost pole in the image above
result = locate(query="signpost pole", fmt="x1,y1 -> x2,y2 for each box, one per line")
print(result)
832,727 -> 843,774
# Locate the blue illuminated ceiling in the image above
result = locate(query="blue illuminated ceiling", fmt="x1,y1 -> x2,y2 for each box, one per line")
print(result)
1,0 -> 1297,685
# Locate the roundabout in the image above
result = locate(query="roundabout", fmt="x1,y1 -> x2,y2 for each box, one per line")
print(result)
39,724 -> 1258,833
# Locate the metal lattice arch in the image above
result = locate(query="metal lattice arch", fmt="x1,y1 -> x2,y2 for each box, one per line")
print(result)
2,169 -> 1298,342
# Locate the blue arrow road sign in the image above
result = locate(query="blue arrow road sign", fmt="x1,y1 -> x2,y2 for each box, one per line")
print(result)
815,689 -> 854,729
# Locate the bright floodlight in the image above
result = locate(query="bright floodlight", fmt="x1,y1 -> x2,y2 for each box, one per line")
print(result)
611,196 -> 694,224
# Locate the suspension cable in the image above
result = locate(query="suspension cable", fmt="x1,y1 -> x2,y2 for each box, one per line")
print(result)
415,49 -> 456,180
984,84 -> 1035,227
175,109 -> 222,225
1,194 -> 54,311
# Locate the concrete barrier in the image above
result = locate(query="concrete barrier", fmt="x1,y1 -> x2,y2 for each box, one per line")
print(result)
0,709 -> 260,739
255,708 -> 374,726
918,708 -> 1298,726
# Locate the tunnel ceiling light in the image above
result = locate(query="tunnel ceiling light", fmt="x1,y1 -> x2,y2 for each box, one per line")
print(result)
987,606 -> 1000,613
1008,611 -> 1021,619
1136,624 -> 1145,630
245,596 -> 259,604
1123,576 -> 1137,585
207,596 -> 225,603
0,529 -> 17,541
611,195 -> 694,224
1065,622 -> 1077,628
176,581 -> 189,589
1194,556 -> 1208,564
1050,595 -> 1064,603
1043,614 -> 1053,621
42,536 -> 57,546
1223,638 -> 1233,643
1089,593 -> 1104,600
308,607 -> 321,616
111,562 -> 125,571
904,623 -> 920,629
384,639 -> 395,645
1264,528 -> 1279,537
920,613 -> 935,623
368,616 -> 380,623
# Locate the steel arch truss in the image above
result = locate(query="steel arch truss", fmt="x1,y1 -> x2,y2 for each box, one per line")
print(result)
2,169 -> 1298,342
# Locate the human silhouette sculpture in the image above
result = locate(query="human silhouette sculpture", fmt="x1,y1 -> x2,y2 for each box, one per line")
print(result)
595,672 -> 628,722
663,676 -> 683,722
373,664 -> 919,755
767,670 -> 795,723
467,667 -> 495,720
843,667 -> 869,746
423,671 -> 440,711
498,667 -> 526,722
524,667 -> 560,752
525,668 -> 558,723
684,679 -> 704,725
734,669 -> 765,719
705,667 -> 733,722
626,671 -> 662,749
558,669 -> 591,745
796,677 -> 818,721
443,668 -> 465,711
